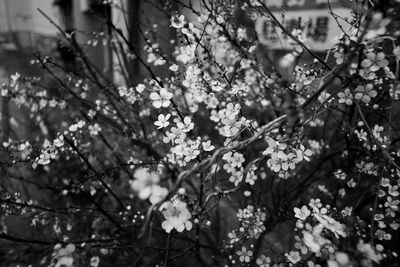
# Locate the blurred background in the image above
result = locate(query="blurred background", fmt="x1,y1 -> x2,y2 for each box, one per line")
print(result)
0,0 -> 353,84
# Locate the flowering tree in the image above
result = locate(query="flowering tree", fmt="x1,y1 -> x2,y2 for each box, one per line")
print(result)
1,0 -> 400,266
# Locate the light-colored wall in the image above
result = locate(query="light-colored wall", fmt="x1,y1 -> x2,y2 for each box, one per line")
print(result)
71,0 -> 110,76
0,0 -> 59,36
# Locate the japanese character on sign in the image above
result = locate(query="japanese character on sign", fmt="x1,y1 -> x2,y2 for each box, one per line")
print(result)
307,16 -> 329,42
261,20 -> 278,42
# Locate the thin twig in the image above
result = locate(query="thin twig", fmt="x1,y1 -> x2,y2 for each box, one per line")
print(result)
163,232 -> 172,267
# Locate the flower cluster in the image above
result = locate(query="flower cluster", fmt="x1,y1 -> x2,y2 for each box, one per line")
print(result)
359,51 -> 389,80
210,102 -> 249,138
263,138 -> 312,177
50,244 -> 75,267
129,168 -> 168,204
149,88 -> 173,108
236,205 -> 266,239
290,198 -> 388,266
117,86 -> 138,104
222,151 -> 246,186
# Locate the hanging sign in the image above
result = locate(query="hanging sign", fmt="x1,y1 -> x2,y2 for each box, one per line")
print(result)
255,0 -> 352,51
